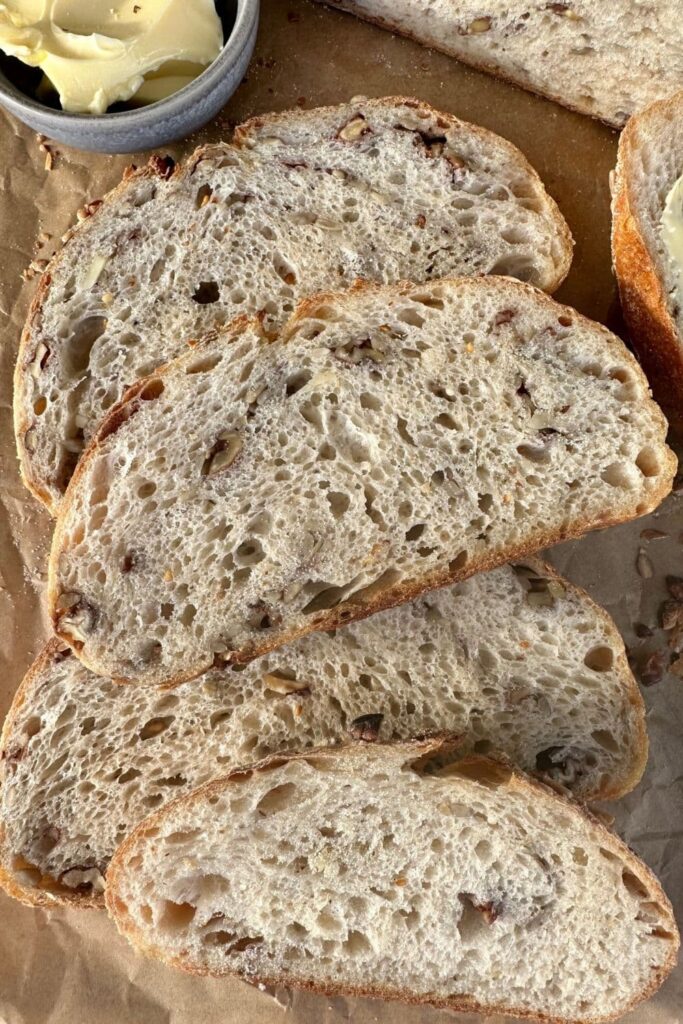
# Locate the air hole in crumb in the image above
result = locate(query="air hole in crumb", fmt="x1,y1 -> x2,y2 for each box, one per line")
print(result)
448,550 -> 468,574
397,307 -> 425,328
591,729 -> 619,752
159,900 -> 196,932
360,392 -> 381,411
256,782 -> 297,816
405,523 -> 425,541
622,869 -> 651,900
186,353 -> 222,375
286,371 -> 313,396
584,645 -> 614,672
636,448 -> 660,478
139,378 -> 164,401
34,396 -> 47,415
344,930 -> 371,956
192,281 -> 220,304
65,316 -> 107,374
140,715 -> 174,740
180,604 -> 197,626
327,491 -> 350,519
137,481 -> 156,498
24,716 -> 42,737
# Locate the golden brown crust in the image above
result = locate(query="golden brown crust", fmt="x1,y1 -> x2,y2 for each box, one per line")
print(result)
106,742 -> 679,1023
16,96 -> 573,515
612,92 -> 683,435
47,276 -> 676,689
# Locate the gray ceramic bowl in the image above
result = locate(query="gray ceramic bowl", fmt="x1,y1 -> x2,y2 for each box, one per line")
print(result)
0,0 -> 259,153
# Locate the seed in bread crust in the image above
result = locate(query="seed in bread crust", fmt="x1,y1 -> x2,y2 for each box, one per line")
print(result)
202,433 -> 243,477
55,593 -> 98,644
349,713 -> 384,741
460,892 -> 502,923
467,17 -> 492,33
337,116 -> 370,142
262,672 -> 311,696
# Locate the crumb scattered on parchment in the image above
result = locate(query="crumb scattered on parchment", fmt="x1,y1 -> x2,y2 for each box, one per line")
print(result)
630,575 -> 683,686
36,132 -> 58,171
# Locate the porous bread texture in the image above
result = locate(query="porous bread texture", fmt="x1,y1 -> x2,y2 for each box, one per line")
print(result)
49,277 -> 676,687
14,95 -> 573,514
106,741 -> 679,1023
612,90 -> 683,434
0,559 -> 647,907
315,1 -> 683,128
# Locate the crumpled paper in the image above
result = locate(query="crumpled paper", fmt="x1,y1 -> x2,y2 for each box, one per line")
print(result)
0,1 -> 680,1021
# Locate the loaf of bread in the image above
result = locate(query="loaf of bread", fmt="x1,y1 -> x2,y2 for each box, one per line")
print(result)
612,90 -> 683,433
48,277 -> 675,687
14,95 -> 572,513
106,739 -> 679,1021
314,2 -> 683,128
1,559 -> 646,907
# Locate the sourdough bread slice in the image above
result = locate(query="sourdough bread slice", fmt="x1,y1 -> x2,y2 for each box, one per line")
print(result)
612,90 -> 683,433
48,277 -> 676,687
0,559 -> 647,908
14,95 -> 572,514
105,740 -> 679,1022
314,2 -> 683,128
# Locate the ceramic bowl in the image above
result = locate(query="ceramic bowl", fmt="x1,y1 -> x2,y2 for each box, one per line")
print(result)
0,0 -> 259,154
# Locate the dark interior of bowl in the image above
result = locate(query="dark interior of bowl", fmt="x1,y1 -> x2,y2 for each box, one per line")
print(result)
0,0 -> 238,112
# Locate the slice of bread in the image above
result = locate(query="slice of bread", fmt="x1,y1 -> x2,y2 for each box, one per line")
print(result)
0,559 -> 647,908
14,95 -> 573,514
48,277 -> 676,687
105,740 -> 679,1022
315,2 -> 683,128
612,90 -> 683,434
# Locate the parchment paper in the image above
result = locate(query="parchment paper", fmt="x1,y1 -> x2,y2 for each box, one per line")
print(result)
0,2 -> 681,1021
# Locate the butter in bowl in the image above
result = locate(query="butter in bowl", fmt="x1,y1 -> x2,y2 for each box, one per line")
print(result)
0,0 -> 259,152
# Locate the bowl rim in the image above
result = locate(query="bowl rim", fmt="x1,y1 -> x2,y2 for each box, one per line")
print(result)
0,0 -> 258,123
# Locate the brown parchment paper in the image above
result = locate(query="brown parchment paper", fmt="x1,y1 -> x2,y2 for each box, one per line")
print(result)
0,2 -> 681,1021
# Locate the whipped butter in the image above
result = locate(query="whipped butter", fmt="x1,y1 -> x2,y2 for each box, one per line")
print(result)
661,173 -> 683,310
0,1 -> 223,114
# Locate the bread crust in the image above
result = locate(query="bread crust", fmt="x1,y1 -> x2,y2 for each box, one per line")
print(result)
105,740 -> 679,1023
14,95 -> 573,516
612,91 -> 683,435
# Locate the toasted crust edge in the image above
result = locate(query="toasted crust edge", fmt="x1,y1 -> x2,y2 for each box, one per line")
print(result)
15,95 -> 573,515
105,741 -> 679,1024
612,91 -> 683,435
